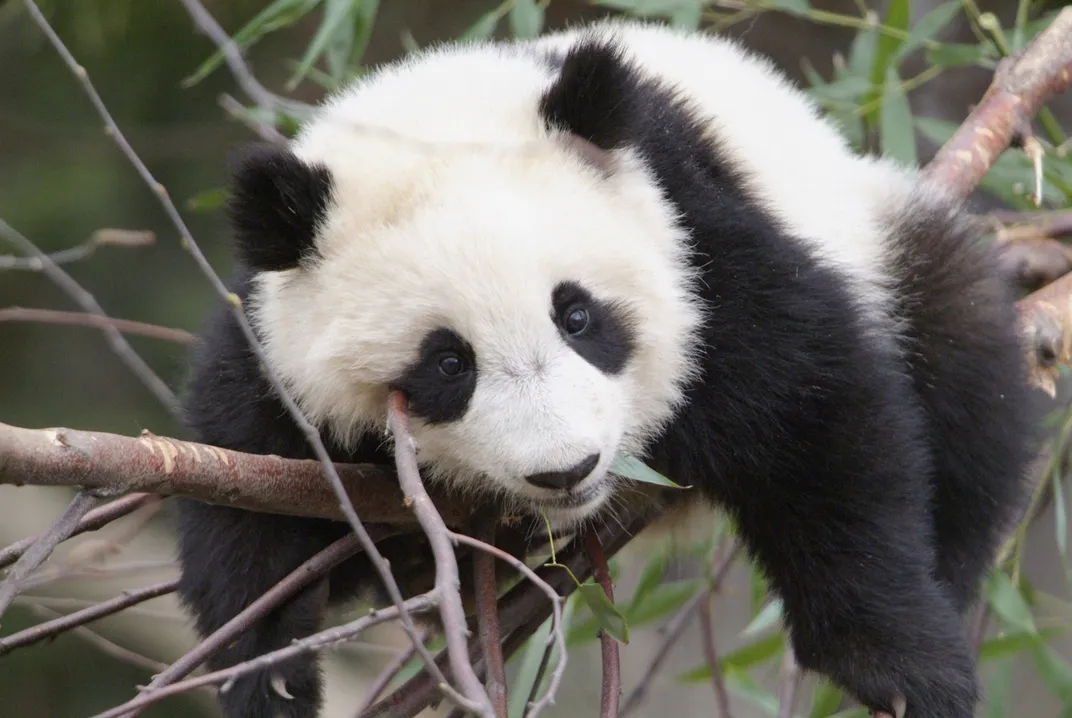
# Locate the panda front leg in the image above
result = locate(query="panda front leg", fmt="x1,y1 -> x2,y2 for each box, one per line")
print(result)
700,402 -> 980,717
175,499 -> 351,718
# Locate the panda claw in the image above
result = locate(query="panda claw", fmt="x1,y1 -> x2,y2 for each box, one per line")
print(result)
271,673 -> 295,700
870,696 -> 906,718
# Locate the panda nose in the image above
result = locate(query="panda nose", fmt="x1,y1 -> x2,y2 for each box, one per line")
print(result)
524,453 -> 601,491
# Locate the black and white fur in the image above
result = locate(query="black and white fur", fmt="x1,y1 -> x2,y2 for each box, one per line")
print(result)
176,19 -> 1037,718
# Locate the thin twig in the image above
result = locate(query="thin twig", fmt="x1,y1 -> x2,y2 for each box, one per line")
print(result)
0,307 -> 196,344
585,531 -> 620,718
0,228 -> 154,270
0,219 -> 179,416
23,3 -> 459,695
449,533 -> 568,718
218,93 -> 287,144
0,579 -> 179,655
352,628 -> 431,718
137,532 -> 372,699
177,0 -> 311,115
472,518 -> 508,717
619,542 -> 741,718
698,590 -> 733,718
0,491 -> 103,621
84,592 -> 440,718
0,493 -> 156,570
23,603 -> 180,678
387,391 -> 493,717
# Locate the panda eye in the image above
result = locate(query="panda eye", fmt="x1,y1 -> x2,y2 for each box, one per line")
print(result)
437,353 -> 467,377
563,306 -> 590,335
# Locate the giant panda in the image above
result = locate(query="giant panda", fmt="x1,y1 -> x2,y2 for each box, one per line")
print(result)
175,17 -> 1037,718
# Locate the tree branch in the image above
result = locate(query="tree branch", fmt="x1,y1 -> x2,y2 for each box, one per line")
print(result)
0,307 -> 196,344
472,517 -> 509,717
0,579 -> 179,655
924,7 -> 1072,198
585,531 -> 620,718
0,491 -> 104,621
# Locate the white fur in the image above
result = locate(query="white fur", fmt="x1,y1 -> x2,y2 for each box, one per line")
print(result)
247,20 -> 920,529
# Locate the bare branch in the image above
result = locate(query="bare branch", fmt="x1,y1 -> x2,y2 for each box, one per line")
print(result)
387,391 -> 494,716
0,307 -> 195,344
449,533 -> 567,718
0,219 -> 179,416
924,7 -> 1072,198
0,228 -> 154,270
0,421 -> 474,525
352,628 -> 432,718
472,518 -> 509,717
218,93 -> 287,144
0,580 -> 178,655
0,491 -> 103,621
0,493 -> 156,570
85,592 -> 440,718
697,591 -> 733,718
138,533 -> 374,700
585,531 -> 620,718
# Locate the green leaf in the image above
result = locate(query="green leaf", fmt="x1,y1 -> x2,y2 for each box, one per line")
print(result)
846,20 -> 878,80
509,0 -> 544,39
183,0 -> 323,88
186,187 -> 230,214
808,681 -> 845,718
741,598 -> 783,637
1029,642 -> 1072,703
980,627 -> 1070,662
286,0 -> 362,90
879,65 -> 917,167
610,453 -> 688,489
766,0 -> 809,17
985,570 -> 1038,635
577,580 -> 629,644
894,1 -> 961,61
629,550 -> 670,611
625,579 -> 700,627
985,658 -> 1013,718
725,669 -> 780,716
869,0 -> 911,86
509,617 -> 554,718
678,632 -> 785,682
925,42 -> 991,68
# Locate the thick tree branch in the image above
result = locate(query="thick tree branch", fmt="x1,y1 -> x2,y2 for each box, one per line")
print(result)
925,7 -> 1072,198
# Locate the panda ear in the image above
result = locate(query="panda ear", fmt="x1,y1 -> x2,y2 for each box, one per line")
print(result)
226,143 -> 334,273
538,38 -> 642,154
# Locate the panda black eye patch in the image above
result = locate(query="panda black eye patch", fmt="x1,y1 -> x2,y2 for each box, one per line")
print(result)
551,281 -> 636,374
390,327 -> 477,423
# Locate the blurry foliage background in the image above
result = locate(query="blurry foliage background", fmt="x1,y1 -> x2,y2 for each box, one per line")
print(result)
1,1 -> 1072,717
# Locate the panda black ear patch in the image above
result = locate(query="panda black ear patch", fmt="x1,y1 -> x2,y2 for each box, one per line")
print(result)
538,38 -> 643,152
227,143 -> 334,272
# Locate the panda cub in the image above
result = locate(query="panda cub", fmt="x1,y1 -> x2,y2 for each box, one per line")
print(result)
176,18 -> 1036,718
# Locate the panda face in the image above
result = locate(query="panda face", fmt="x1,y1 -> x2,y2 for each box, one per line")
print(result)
236,129 -> 702,530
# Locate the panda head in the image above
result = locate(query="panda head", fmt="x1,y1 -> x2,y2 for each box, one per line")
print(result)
226,39 -> 703,530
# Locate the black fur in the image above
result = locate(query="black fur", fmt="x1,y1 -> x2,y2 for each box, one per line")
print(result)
176,33 -> 1037,718
390,327 -> 478,424
538,38 -> 1036,717
227,144 -> 334,272
551,281 -> 637,374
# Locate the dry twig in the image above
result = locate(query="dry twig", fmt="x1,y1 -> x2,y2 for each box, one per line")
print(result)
0,491 -> 103,621
585,531 -> 621,718
0,219 -> 179,415
85,593 -> 440,718
0,307 -> 196,345
698,590 -> 733,718
387,391 -> 494,716
0,579 -> 179,655
0,493 -> 156,570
